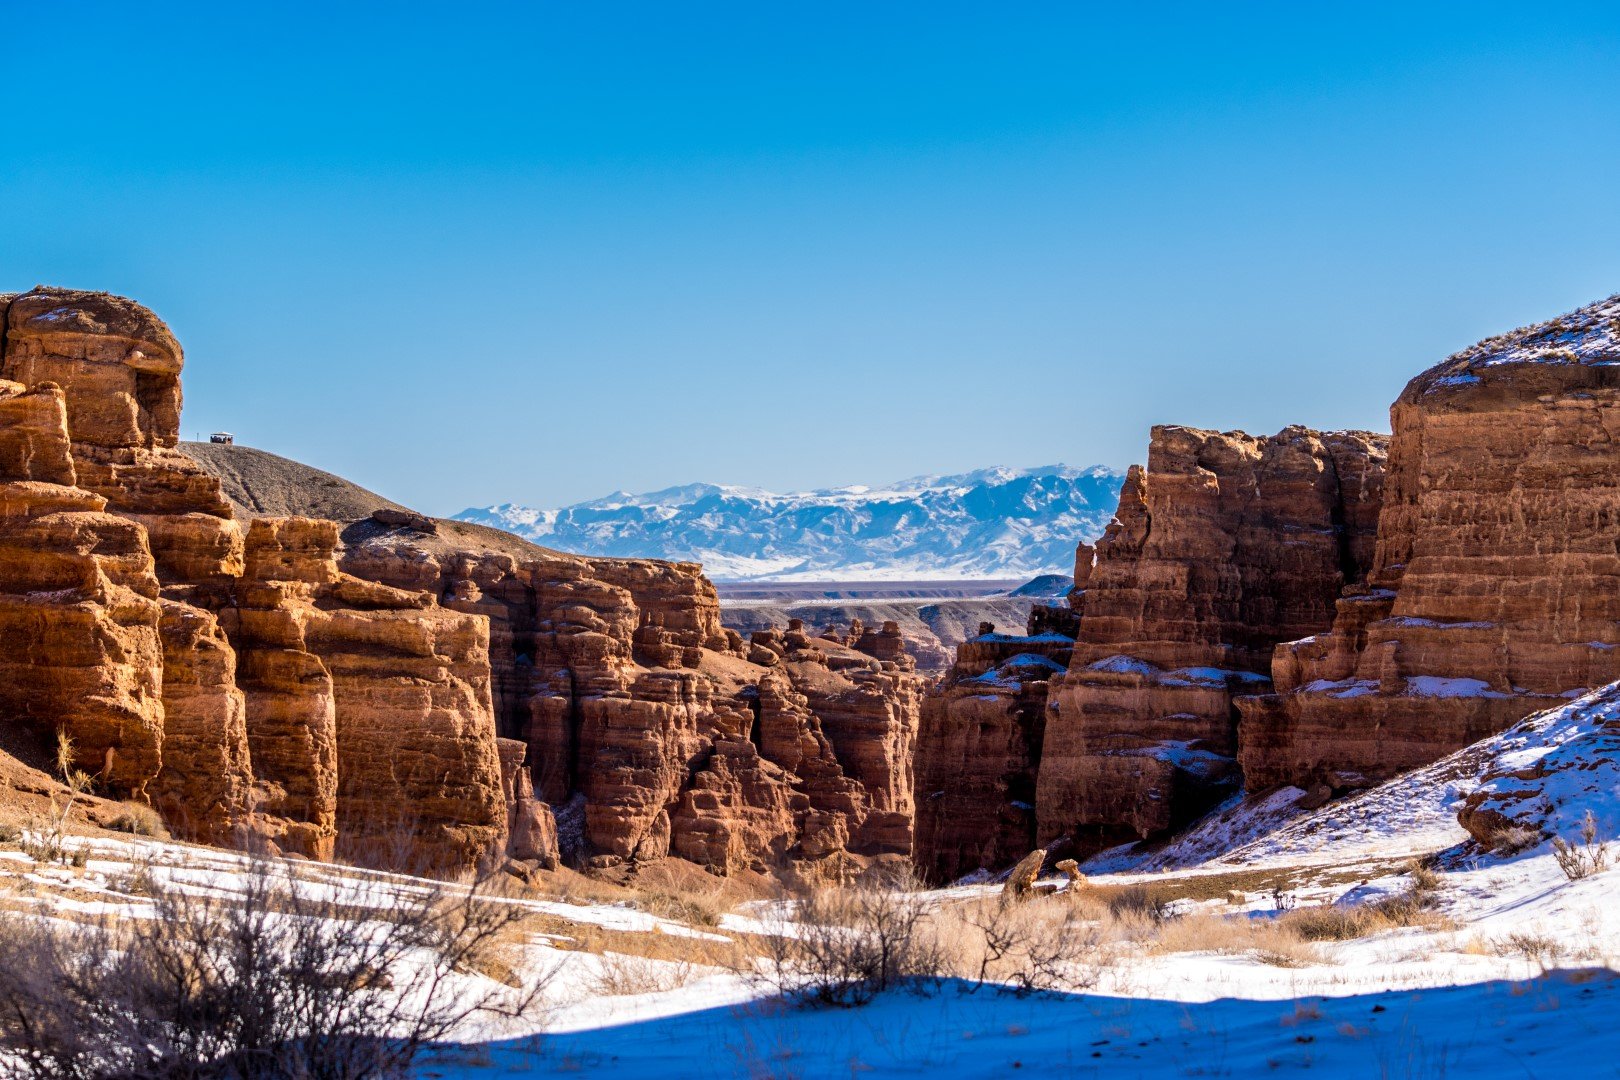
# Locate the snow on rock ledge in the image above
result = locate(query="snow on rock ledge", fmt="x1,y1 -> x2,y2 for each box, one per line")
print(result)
1458,680 -> 1620,846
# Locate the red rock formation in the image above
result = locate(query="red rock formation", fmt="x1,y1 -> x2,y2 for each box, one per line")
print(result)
0,289 -> 514,875
1036,425 -> 1387,855
0,286 -> 926,880
342,534 -> 925,875
913,629 -> 1072,883
0,378 -> 166,793
498,738 -> 560,867
149,598 -> 253,845
4,288 -> 243,585
1241,295 -> 1620,793
228,517 -> 507,873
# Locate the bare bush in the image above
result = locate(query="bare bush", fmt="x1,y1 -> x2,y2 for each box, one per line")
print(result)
0,855 -> 552,1078
590,953 -> 700,997
1102,883 -> 1172,923
1279,861 -> 1446,942
1485,823 -> 1543,856
1148,910 -> 1322,967
940,894 -> 1109,993
1492,930 -> 1563,972
21,731 -> 95,866
1551,810 -> 1610,881
749,871 -> 944,1007
106,801 -> 170,840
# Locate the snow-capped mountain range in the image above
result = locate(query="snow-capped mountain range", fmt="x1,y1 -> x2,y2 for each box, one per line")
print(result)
455,465 -> 1126,581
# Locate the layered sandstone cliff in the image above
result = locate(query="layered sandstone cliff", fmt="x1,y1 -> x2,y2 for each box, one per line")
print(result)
1035,425 -> 1388,856
1240,295 -> 1620,794
341,523 -> 927,876
912,623 -> 1072,883
0,289 -> 512,874
0,286 -> 932,880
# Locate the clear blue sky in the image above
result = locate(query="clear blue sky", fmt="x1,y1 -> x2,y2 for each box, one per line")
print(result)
4,3 -> 1619,514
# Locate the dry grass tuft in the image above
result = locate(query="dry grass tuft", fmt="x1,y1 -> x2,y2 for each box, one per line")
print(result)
106,801 -> 169,840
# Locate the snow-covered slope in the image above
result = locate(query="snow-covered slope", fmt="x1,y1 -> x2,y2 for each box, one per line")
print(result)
456,465 -> 1124,581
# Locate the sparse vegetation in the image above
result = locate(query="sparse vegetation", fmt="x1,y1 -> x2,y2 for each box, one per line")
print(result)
1484,823 -> 1542,856
938,893 -> 1110,994
1278,860 -> 1447,942
748,868 -> 946,1007
0,855 -> 553,1078
591,952 -> 703,997
1149,909 -> 1323,968
21,731 -> 95,866
105,801 -> 169,840
1551,810 -> 1610,881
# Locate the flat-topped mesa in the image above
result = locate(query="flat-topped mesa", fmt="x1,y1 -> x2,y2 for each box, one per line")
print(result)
1240,295 -> 1620,794
913,622 -> 1074,884
1036,424 -> 1388,857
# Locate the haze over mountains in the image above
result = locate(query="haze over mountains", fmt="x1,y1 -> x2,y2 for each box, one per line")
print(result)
455,464 -> 1125,581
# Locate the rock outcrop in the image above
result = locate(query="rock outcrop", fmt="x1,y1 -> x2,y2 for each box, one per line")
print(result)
1036,425 -> 1388,856
1455,681 -> 1620,849
0,289 -> 509,874
912,626 -> 1072,884
1241,296 -> 1620,795
339,535 -> 926,876
0,286 -> 931,879
0,378 -> 166,793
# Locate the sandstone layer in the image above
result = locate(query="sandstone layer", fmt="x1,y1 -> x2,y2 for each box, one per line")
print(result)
340,519 -> 928,876
1036,425 -> 1388,856
912,623 -> 1072,884
1240,295 -> 1620,795
0,289 -> 512,874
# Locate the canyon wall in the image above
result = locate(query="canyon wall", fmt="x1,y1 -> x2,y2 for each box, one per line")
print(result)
915,424 -> 1389,879
912,624 -> 1072,883
341,524 -> 927,877
0,285 -> 924,880
1034,425 -> 1388,857
1239,295 -> 1620,795
0,289 -> 519,874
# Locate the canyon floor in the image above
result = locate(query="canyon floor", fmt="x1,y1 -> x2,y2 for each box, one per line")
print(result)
5,733 -> 1615,1080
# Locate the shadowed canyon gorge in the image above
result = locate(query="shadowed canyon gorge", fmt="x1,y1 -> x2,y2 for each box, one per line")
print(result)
4,285 -> 1620,887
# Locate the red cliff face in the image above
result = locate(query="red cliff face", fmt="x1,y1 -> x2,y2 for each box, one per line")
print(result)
912,624 -> 1073,884
1035,425 -> 1387,857
342,538 -> 926,878
1240,295 -> 1620,795
0,286 -> 931,880
0,289 -> 509,875
0,377 -> 166,794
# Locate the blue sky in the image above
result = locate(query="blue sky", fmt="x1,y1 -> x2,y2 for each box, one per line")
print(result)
4,3 -> 1619,514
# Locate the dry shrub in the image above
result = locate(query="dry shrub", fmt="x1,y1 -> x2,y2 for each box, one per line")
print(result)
749,868 -> 944,1007
590,952 -> 701,997
0,855 -> 553,1079
1278,863 -> 1446,942
936,893 -> 1110,993
1552,810 -> 1610,881
106,801 -> 170,840
635,889 -> 726,927
1486,824 -> 1543,856
1099,882 -> 1173,923
1492,930 -> 1563,971
1150,911 -> 1322,968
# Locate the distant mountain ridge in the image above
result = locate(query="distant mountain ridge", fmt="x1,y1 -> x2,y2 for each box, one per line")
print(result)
455,464 -> 1125,581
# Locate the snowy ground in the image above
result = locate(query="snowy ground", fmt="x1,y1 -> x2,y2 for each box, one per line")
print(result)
6,717 -> 1619,1078
404,840 -> 1620,1078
